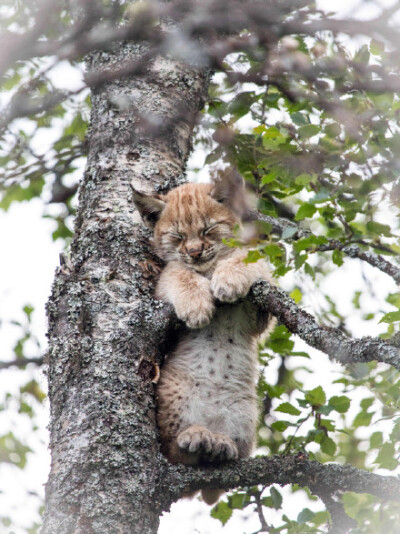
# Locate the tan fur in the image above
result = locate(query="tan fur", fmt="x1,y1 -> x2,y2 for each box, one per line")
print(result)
132,181 -> 275,505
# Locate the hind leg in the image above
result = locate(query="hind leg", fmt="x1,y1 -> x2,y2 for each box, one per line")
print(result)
209,431 -> 239,461
177,425 -> 239,462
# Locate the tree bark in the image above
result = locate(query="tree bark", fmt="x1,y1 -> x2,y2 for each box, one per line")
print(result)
42,40 -> 209,534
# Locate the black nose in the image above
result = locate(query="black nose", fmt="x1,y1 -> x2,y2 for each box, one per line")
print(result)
187,245 -> 204,259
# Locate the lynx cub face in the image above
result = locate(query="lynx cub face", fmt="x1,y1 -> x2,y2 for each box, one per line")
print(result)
133,182 -> 238,273
132,178 -> 274,506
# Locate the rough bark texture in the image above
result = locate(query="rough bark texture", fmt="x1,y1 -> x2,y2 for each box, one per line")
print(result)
42,40 -> 209,534
164,455 -> 400,504
250,281 -> 400,370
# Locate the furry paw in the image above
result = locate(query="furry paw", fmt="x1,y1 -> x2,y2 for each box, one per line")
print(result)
174,296 -> 215,329
211,433 -> 239,461
210,271 -> 251,303
177,425 -> 214,454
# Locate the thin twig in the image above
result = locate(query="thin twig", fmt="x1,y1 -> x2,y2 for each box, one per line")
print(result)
250,210 -> 400,285
0,356 -> 45,370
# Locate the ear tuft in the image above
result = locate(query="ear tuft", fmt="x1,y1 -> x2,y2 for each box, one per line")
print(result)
210,168 -> 247,217
130,184 -> 166,228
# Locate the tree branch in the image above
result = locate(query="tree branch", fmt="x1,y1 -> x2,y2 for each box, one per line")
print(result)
310,485 -> 356,534
163,455 -> 400,507
254,488 -> 271,532
150,277 -> 399,375
0,356 -> 45,370
251,210 -> 400,284
250,280 -> 400,370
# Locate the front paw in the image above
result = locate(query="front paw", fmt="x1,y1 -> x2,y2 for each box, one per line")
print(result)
211,271 -> 251,303
175,296 -> 215,329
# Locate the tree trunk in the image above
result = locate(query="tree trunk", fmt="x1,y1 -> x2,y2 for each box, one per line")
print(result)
42,40 -> 209,534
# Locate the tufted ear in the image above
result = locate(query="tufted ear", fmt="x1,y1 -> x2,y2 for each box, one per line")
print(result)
130,185 -> 166,228
210,168 -> 247,218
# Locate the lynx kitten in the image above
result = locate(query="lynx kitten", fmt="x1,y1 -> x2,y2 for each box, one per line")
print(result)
132,178 -> 274,504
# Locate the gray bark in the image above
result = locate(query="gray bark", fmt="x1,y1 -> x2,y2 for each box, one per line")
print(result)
42,40 -> 209,534
250,281 -> 400,370
165,455 -> 400,504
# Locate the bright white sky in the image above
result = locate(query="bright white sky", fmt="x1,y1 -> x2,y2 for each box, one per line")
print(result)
0,1 -> 399,533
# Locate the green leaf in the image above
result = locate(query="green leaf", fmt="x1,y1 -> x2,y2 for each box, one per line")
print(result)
354,44 -> 370,64
318,418 -> 335,431
23,304 -> 34,322
304,262 -> 315,279
229,91 -> 257,119
332,249 -> 344,266
262,126 -> 285,139
325,123 -> 341,137
270,487 -> 283,509
230,492 -> 247,509
0,178 -> 45,211
266,325 -> 294,353
386,293 -> 400,308
369,431 -> 383,449
295,173 -> 315,186
0,432 -> 32,468
294,203 -> 317,221
263,243 -> 285,257
328,396 -> 350,413
261,172 -> 278,185
244,250 -> 263,264
20,380 -> 46,403
261,496 -> 274,508
265,383 -> 286,399
2,70 -> 22,91
379,311 -> 400,324
352,291 -> 362,309
290,288 -> 302,304
305,386 -> 326,406
297,508 -> 315,523
298,124 -> 320,139
271,420 -> 290,432
360,398 -> 374,410
275,402 -> 301,416
374,442 -> 397,470
294,253 -> 307,270
390,419 -> 400,441
370,39 -> 385,56
291,112 -> 309,125
320,435 -> 336,456
210,501 -> 233,525
366,221 -> 392,237
354,410 -> 373,428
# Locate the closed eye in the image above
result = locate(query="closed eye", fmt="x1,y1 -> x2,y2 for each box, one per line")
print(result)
202,224 -> 218,236
169,232 -> 184,241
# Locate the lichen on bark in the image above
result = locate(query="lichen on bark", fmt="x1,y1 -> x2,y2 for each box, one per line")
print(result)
42,38 -> 209,534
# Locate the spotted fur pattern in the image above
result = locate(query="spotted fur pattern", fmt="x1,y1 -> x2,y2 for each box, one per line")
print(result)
132,181 -> 274,504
